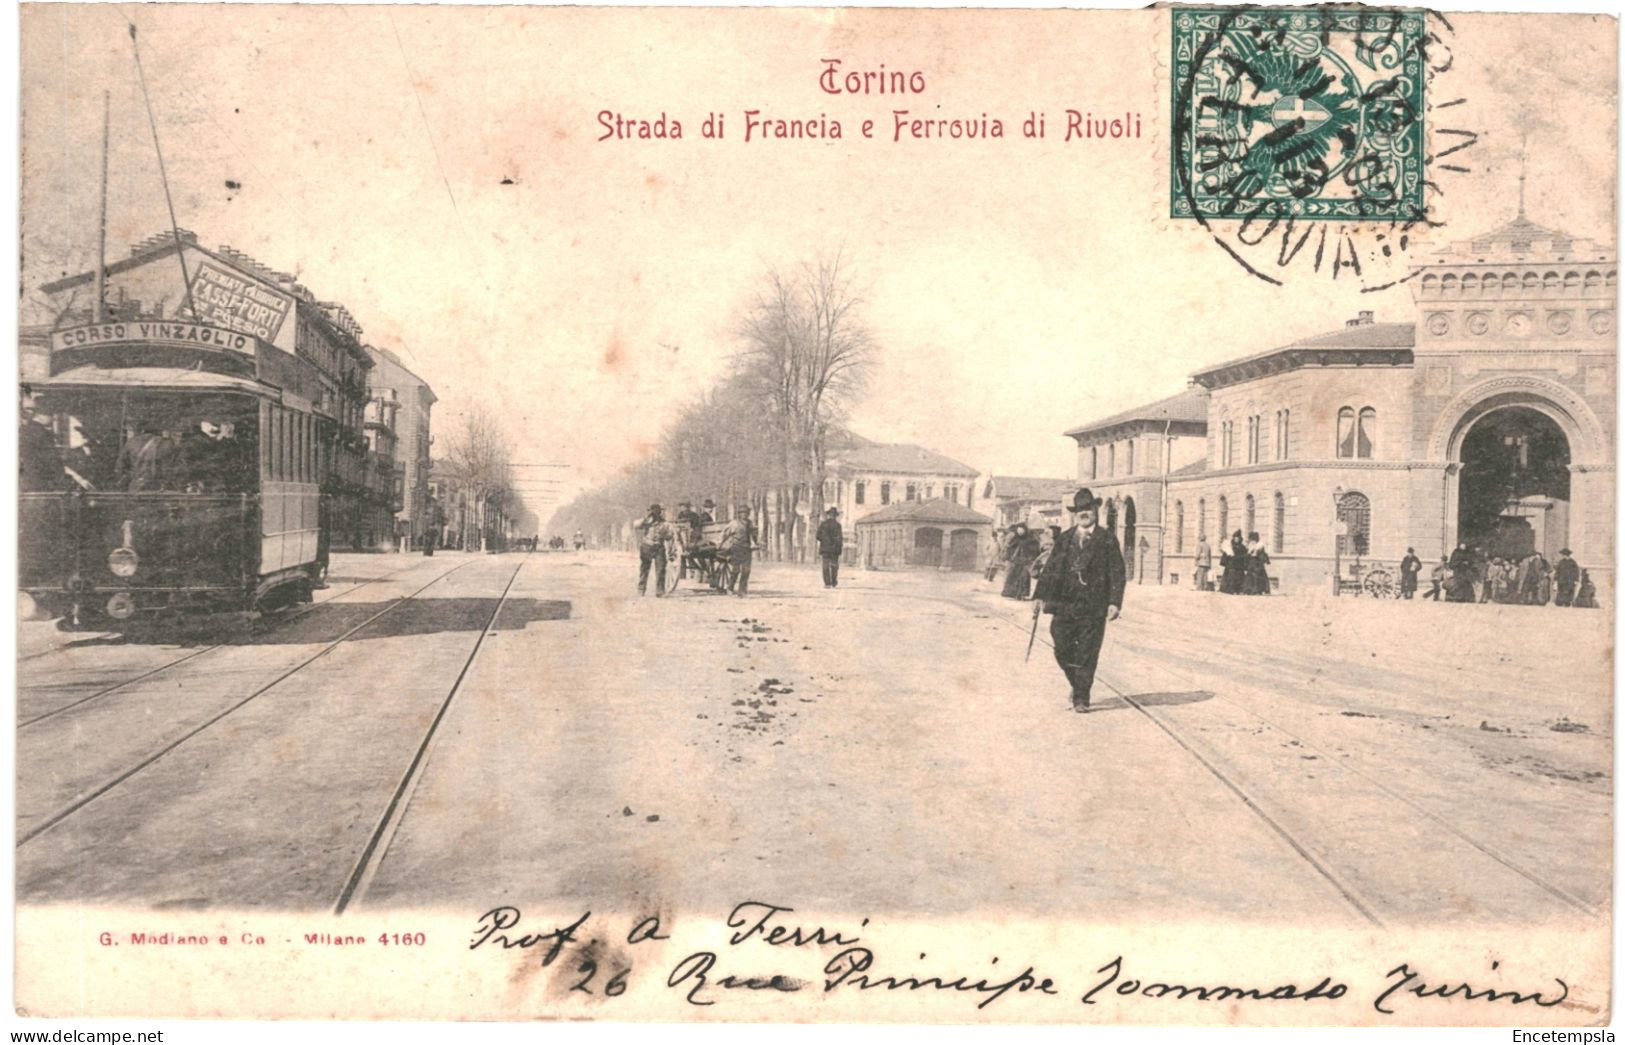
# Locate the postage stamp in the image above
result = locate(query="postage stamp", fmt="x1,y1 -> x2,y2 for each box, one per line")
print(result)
1172,7 -> 1429,223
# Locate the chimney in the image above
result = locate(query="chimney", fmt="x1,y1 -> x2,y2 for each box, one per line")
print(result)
1346,310 -> 1375,327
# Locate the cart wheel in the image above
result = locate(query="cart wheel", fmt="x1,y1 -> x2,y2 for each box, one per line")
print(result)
1363,569 -> 1396,599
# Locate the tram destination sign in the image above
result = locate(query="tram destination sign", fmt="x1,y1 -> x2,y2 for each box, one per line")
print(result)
52,320 -> 256,354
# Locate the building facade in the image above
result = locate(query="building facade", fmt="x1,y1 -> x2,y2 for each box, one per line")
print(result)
819,441 -> 981,564
981,476 -> 1076,531
1064,212 -> 1616,595
367,346 -> 437,550
853,499 -> 993,571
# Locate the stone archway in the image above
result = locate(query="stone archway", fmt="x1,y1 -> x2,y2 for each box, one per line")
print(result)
1457,407 -> 1571,560
1428,376 -> 1606,561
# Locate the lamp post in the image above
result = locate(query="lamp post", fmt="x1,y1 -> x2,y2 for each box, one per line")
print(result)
1331,485 -> 1344,595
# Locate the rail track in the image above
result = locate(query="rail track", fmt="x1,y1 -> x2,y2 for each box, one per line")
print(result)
334,558 -> 525,914
17,558 -> 465,730
16,556 -> 495,848
902,586 -> 1600,929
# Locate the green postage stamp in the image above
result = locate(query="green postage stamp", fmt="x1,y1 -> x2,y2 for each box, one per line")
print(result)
1172,7 -> 1428,222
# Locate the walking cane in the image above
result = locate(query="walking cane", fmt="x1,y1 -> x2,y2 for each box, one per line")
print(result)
1024,599 -> 1041,662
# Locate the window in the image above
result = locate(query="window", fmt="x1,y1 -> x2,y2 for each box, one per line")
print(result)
924,484 -> 935,499
1174,501 -> 1185,554
1338,406 -> 1375,459
906,483 -> 917,501
1221,421 -> 1233,467
1108,443 -> 1116,477
1089,446 -> 1098,480
855,481 -> 866,506
1273,492 -> 1285,553
1198,497 -> 1207,539
880,481 -> 891,505
1337,491 -> 1371,557
1218,495 -> 1229,538
1246,417 -> 1258,464
1126,439 -> 1135,475
1278,408 -> 1291,459
1245,493 -> 1256,535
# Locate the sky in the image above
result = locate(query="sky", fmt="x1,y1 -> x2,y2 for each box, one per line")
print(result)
19,6 -> 1616,526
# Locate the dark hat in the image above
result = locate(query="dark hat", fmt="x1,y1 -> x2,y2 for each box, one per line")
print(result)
826,506 -> 839,515
1560,548 -> 1573,555
702,498 -> 716,507
648,503 -> 662,513
1069,488 -> 1101,511
679,500 -> 692,507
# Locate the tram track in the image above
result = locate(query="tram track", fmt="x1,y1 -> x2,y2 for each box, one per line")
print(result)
895,585 -> 1598,928
17,558 -> 457,730
334,558 -> 526,914
16,556 -> 482,848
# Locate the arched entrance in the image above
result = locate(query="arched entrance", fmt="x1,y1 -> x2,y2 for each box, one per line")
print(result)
1457,406 -> 1571,560
912,526 -> 944,567
946,528 -> 980,570
1122,498 -> 1137,579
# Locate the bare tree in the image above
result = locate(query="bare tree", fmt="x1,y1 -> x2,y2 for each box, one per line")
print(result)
443,402 -> 516,551
738,251 -> 874,560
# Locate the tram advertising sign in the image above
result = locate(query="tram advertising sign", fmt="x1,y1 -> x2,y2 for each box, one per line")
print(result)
52,320 -> 257,354
182,260 -> 292,341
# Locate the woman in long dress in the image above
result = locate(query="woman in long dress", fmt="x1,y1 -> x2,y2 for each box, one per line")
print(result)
1001,523 -> 1040,599
1220,530 -> 1247,594
1244,531 -> 1271,595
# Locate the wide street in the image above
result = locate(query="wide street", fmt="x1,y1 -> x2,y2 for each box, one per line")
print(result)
15,549 -> 1612,931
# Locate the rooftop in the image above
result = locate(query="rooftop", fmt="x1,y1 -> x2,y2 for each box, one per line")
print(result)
852,498 -> 992,527
1189,313 -> 1415,390
1064,387 -> 1209,439
986,476 -> 1075,502
830,442 -> 978,477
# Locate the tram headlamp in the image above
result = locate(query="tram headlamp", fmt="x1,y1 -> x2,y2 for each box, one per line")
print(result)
107,547 -> 140,578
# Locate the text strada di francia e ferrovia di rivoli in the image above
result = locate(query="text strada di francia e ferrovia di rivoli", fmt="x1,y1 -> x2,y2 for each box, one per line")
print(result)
597,59 -> 1141,144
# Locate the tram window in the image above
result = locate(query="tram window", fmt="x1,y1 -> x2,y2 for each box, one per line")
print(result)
261,402 -> 273,475
35,395 -> 254,494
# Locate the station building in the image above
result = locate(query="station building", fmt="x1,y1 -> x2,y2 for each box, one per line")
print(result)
1064,210 -> 1616,595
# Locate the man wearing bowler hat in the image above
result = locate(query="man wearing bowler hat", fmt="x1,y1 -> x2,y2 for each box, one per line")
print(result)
1033,487 -> 1126,713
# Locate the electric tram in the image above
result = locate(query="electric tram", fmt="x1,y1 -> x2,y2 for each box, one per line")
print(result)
20,319 -> 329,626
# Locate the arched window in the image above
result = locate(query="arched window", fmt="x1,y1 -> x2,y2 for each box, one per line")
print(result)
1244,493 -> 1256,535
1273,492 -> 1285,553
1126,439 -> 1135,475
1357,407 -> 1375,458
1089,446 -> 1098,480
1337,406 -> 1375,459
1197,497 -> 1207,539
1108,443 -> 1116,477
1174,501 -> 1185,554
1218,495 -> 1229,538
1337,491 -> 1371,557
880,481 -> 892,505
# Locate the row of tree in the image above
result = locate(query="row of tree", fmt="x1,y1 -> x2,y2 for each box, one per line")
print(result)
549,254 -> 874,562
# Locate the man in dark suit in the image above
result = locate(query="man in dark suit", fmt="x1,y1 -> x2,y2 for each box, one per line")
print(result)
1033,488 -> 1126,713
816,507 -> 843,588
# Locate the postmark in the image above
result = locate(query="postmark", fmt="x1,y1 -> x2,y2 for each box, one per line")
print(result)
1172,6 -> 1479,289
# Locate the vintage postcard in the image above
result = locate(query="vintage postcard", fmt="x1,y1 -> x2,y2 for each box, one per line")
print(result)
12,1 -> 1617,1027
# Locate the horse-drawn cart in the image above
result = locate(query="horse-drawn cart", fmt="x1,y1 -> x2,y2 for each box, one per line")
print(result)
668,520 -> 739,594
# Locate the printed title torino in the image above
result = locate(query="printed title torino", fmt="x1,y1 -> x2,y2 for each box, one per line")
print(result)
818,58 -> 926,94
